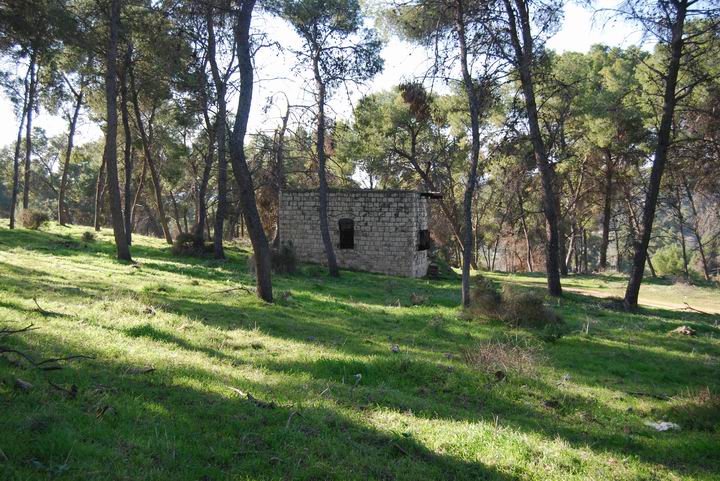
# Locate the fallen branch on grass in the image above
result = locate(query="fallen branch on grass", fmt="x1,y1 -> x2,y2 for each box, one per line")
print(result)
228,386 -> 277,409
212,285 -> 255,295
33,297 -> 52,316
683,302 -> 711,316
626,391 -> 671,401
49,381 -> 78,398
1,323 -> 94,369
0,323 -> 38,336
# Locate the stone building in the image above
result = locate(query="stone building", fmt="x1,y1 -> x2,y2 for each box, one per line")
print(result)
279,189 -> 438,277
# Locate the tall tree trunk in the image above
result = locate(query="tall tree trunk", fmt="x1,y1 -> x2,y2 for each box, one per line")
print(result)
169,189 -> 183,235
312,53 -> 339,277
94,156 -> 107,231
120,44 -> 134,245
103,0 -> 131,261
207,8 -> 227,259
504,0 -> 562,296
128,69 -> 172,244
682,175 -> 710,280
130,157 -> 147,228
624,1 -> 687,308
582,227 -> 589,274
9,63 -> 30,229
229,0 -> 273,302
58,86 -> 84,226
565,222 -> 576,272
22,51 -> 38,210
673,182 -> 690,279
624,191 -> 656,278
272,103 -> 290,248
457,0 -> 483,307
614,221 -> 622,272
194,126 -> 214,246
599,150 -> 614,269
517,186 -> 533,271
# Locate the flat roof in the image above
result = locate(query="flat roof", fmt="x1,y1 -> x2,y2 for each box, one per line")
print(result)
282,188 -> 442,198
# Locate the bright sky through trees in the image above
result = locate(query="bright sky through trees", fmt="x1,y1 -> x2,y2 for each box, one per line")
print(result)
0,0 -> 641,149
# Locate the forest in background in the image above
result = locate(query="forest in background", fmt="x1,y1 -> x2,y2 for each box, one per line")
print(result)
1,0 -> 719,306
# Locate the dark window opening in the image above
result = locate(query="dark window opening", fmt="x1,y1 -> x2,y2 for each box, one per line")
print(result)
339,218 -> 354,249
418,229 -> 430,251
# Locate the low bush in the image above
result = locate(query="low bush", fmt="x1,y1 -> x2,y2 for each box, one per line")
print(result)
248,242 -> 298,275
499,285 -> 561,329
467,275 -> 502,318
171,232 -> 201,256
21,209 -> 49,230
81,231 -> 96,242
272,242 -> 297,274
466,276 -> 563,335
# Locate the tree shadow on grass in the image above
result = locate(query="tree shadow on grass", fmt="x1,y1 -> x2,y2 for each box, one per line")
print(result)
1,331 -> 521,481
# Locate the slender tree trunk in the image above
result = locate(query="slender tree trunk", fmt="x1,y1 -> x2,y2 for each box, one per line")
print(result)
504,0 -> 562,296
120,45 -> 134,245
582,227 -> 589,274
229,0 -> 273,302
565,222 -> 576,272
22,51 -> 38,210
682,176 -> 710,280
624,1 -> 687,308
130,157 -> 147,228
614,222 -> 622,272
94,156 -> 107,231
206,207 -> 213,240
128,69 -> 172,244
517,187 -> 533,271
457,0 -> 483,306
312,54 -> 339,277
58,87 -> 84,226
624,191 -> 656,278
193,77 -> 215,247
599,151 -> 614,269
169,189 -> 183,235
673,182 -> 690,279
194,131 -> 214,246
207,9 -> 227,259
9,64 -> 30,229
272,103 -> 290,247
559,213 -> 569,276
103,0 -> 131,261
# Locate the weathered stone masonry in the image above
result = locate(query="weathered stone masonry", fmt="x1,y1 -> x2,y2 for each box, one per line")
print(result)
279,190 -> 431,277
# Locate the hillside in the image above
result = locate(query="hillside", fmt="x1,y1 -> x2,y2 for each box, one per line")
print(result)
1,221 -> 719,481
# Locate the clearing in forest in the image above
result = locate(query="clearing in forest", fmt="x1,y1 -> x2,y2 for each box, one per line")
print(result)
1,222 -> 719,481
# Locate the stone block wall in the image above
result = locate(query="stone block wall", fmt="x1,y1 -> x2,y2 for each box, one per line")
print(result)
279,190 -> 430,277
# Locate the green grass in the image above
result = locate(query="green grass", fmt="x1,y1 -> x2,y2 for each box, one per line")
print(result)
1,220 -> 719,481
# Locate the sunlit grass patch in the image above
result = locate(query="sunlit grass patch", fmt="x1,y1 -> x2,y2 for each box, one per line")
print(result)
1,221 -> 719,481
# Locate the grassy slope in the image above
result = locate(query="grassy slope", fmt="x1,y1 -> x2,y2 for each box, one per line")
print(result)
0,221 -> 718,481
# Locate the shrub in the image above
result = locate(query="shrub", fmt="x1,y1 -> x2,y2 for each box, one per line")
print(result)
171,232 -> 200,256
21,209 -> 49,230
271,242 -> 297,274
247,242 -> 297,275
653,245 -> 687,277
499,285 -> 561,329
81,231 -> 96,242
468,275 -> 502,317
466,277 -> 563,336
